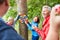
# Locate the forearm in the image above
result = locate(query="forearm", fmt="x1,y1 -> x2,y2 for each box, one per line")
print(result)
46,30 -> 59,40
34,28 -> 46,39
46,26 -> 59,40
27,23 -> 33,30
14,15 -> 20,23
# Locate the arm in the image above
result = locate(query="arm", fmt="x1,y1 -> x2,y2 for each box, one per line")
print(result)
14,15 -> 20,23
46,6 -> 59,40
33,27 -> 46,40
13,15 -> 20,27
25,19 -> 33,30
27,22 -> 33,30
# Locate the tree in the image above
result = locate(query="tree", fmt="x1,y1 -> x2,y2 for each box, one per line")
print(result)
16,0 -> 28,40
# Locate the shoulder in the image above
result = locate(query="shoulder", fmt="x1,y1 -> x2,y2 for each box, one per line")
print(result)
0,19 -> 16,34
32,21 -> 38,26
0,19 -> 24,40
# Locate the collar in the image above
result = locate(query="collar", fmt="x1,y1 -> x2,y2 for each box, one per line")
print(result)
44,16 -> 50,20
32,21 -> 38,23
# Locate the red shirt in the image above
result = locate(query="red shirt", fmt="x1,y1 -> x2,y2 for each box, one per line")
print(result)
34,16 -> 50,40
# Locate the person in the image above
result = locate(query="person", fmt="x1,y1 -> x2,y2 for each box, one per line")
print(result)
7,14 -> 20,28
32,5 -> 51,40
0,0 -> 24,40
7,17 -> 15,27
25,16 -> 40,40
46,4 -> 60,40
6,12 -> 27,27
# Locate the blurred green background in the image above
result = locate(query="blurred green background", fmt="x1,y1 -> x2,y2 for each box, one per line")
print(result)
2,0 -> 60,40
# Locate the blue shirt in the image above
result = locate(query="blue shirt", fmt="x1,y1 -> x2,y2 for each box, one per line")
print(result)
0,18 -> 24,40
27,21 -> 39,36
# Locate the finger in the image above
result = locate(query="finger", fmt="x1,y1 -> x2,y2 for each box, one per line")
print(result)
50,5 -> 60,26
54,4 -> 60,24
50,7 -> 56,23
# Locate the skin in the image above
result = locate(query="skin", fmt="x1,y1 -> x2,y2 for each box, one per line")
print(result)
18,13 -> 27,23
8,18 -> 14,25
33,17 -> 39,22
18,13 -> 26,16
0,0 -> 9,17
32,6 -> 51,40
42,8 -> 50,19
33,6 -> 50,29
25,17 -> 38,24
46,7 -> 60,40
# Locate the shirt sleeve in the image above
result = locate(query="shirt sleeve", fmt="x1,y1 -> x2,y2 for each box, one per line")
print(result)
27,22 -> 33,31
34,28 -> 46,40
14,15 -> 20,23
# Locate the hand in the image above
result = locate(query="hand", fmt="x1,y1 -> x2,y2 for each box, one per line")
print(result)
18,13 -> 26,16
46,5 -> 60,40
18,13 -> 21,16
24,19 -> 29,24
50,7 -> 60,31
19,19 -> 23,23
32,26 -> 37,30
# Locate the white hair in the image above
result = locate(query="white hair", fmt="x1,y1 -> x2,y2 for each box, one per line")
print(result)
42,5 -> 51,12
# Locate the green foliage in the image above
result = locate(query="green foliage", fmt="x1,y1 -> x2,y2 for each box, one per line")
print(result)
3,7 -> 17,21
10,0 -> 16,7
2,0 -> 60,40
3,0 -> 17,21
27,0 -> 41,19
27,0 -> 60,27
3,0 -> 60,26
